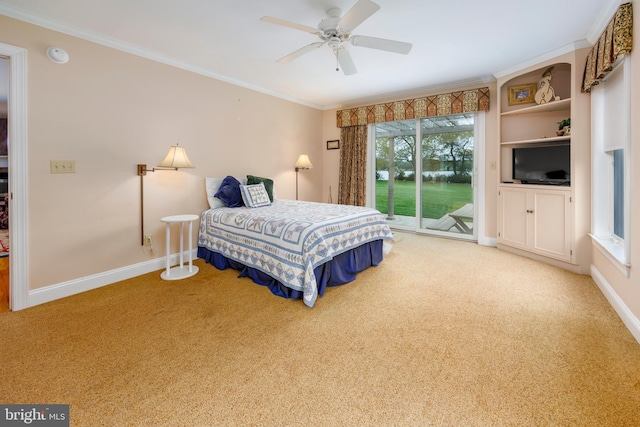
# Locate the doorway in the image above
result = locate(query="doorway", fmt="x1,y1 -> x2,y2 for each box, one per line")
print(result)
0,42 -> 28,311
371,113 -> 479,240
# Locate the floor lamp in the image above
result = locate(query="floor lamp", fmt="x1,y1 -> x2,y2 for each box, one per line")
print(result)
137,144 -> 195,245
294,154 -> 313,200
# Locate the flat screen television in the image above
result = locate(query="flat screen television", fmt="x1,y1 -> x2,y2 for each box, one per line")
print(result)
512,144 -> 570,185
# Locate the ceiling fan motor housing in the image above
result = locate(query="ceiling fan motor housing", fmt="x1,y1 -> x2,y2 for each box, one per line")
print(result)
326,7 -> 342,18
319,22 -> 346,39
319,7 -> 351,41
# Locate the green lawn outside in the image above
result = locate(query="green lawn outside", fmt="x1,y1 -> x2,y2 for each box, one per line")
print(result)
375,180 -> 473,219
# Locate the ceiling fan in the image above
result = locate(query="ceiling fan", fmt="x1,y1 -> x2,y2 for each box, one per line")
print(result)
260,0 -> 412,75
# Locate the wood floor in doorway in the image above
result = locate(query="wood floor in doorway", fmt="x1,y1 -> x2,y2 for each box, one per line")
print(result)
0,256 -> 8,312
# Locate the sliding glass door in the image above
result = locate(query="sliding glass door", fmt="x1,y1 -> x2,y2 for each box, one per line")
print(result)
374,120 -> 417,223
373,113 -> 477,240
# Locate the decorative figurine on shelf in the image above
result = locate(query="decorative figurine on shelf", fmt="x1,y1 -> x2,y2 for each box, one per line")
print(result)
534,66 -> 560,104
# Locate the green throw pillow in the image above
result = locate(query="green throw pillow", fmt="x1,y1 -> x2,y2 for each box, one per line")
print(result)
247,175 -> 274,202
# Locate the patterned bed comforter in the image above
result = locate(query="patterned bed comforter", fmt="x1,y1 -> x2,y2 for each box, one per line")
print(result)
198,200 -> 394,307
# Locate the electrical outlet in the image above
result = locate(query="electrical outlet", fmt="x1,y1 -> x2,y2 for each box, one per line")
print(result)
144,235 -> 153,246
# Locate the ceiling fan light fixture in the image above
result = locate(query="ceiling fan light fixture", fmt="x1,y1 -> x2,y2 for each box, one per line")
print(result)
328,37 -> 342,49
261,0 -> 410,75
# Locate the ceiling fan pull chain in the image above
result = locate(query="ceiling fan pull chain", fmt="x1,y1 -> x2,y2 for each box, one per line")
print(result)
335,48 -> 339,72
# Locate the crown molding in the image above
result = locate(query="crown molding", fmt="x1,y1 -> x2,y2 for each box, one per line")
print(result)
1,1 -> 626,112
493,0 -> 626,80
493,40 -> 591,80
0,5 -> 325,110
585,0 -> 626,45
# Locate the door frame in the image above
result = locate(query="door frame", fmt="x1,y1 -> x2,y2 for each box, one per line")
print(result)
0,42 -> 28,311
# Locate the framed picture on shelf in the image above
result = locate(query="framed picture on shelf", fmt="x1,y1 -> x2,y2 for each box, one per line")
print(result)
326,140 -> 340,150
507,83 -> 537,106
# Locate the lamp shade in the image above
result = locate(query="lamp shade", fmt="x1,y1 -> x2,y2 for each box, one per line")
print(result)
294,154 -> 313,170
157,144 -> 194,169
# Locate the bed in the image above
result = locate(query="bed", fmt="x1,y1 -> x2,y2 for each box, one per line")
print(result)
197,176 -> 394,307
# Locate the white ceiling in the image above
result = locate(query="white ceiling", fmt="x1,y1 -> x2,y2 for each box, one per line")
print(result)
0,0 -> 621,109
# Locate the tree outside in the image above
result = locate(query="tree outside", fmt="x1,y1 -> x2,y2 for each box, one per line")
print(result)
375,115 -> 474,219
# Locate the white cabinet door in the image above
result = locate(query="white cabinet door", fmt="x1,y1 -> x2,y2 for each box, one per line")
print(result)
499,186 -> 572,262
531,189 -> 572,261
498,187 -> 529,250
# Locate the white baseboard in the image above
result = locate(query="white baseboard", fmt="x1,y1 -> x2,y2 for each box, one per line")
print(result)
591,265 -> 640,345
478,236 -> 497,247
27,249 -> 198,308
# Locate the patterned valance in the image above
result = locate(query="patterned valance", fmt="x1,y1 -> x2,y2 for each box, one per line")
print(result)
582,2 -> 633,92
336,87 -> 490,128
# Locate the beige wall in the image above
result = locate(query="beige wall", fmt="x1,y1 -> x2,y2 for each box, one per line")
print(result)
0,16 -> 323,290
321,110 -> 341,204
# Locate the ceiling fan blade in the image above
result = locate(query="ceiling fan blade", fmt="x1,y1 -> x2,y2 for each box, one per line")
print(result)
260,16 -> 319,34
277,42 -> 325,64
338,0 -> 380,33
350,35 -> 412,54
335,47 -> 357,75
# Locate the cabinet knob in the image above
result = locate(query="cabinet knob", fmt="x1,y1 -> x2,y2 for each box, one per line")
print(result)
526,210 -> 534,214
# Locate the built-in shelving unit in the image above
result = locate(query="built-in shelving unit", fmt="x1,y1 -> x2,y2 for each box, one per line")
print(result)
496,52 -> 591,273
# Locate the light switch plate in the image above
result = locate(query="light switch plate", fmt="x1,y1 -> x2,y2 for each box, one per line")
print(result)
50,160 -> 76,174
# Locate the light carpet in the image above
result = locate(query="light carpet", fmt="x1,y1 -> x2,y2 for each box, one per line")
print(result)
1,232 -> 639,426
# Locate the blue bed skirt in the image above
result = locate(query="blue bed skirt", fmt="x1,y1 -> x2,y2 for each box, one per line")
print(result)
197,240 -> 384,301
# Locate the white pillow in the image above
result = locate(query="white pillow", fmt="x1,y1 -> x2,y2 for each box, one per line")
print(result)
205,176 -> 246,209
240,182 -> 272,208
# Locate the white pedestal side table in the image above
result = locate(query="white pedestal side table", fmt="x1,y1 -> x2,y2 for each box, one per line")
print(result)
160,214 -> 199,280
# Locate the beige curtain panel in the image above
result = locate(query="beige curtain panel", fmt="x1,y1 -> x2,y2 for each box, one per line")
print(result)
582,2 -> 633,93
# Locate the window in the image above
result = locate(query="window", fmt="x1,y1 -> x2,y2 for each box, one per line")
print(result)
612,149 -> 624,240
591,57 -> 630,275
